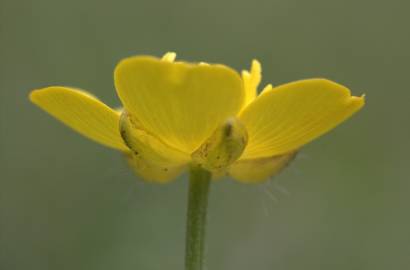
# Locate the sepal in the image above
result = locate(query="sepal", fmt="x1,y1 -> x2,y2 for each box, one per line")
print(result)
192,117 -> 248,171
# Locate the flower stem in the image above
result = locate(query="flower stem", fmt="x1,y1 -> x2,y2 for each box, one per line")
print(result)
185,165 -> 211,270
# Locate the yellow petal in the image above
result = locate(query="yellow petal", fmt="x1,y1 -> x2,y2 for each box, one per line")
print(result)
239,79 -> 365,159
126,152 -> 186,183
259,83 -> 273,96
242,59 -> 261,107
229,152 -> 297,183
30,87 -> 128,151
161,52 -> 177,62
114,56 -> 244,154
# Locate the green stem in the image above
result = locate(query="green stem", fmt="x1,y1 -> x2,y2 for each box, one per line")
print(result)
185,165 -> 211,270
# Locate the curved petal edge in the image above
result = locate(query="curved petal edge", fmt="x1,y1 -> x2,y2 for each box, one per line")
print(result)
30,87 -> 128,151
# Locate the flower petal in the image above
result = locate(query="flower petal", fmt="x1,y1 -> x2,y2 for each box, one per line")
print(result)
114,56 -> 244,154
241,59 -> 261,107
229,152 -> 297,183
30,87 -> 128,151
161,52 -> 177,62
239,79 -> 365,159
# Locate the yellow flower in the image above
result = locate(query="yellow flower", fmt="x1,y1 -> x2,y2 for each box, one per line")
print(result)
29,52 -> 364,183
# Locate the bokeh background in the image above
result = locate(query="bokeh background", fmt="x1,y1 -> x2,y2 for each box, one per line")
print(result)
1,0 -> 409,269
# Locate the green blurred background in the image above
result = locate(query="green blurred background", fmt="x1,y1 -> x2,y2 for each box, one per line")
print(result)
1,0 -> 409,269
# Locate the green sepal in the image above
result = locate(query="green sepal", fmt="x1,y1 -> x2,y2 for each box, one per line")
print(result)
192,117 -> 248,171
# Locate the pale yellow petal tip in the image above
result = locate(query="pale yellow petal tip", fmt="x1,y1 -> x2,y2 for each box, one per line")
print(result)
350,94 -> 366,110
161,52 -> 177,62
241,70 -> 250,78
29,89 -> 41,103
29,87 -> 59,105
334,81 -> 365,111
251,59 -> 262,74
259,84 -> 273,96
242,59 -> 261,81
241,59 -> 261,78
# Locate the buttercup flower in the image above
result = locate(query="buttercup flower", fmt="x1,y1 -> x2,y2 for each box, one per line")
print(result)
30,52 -> 364,183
